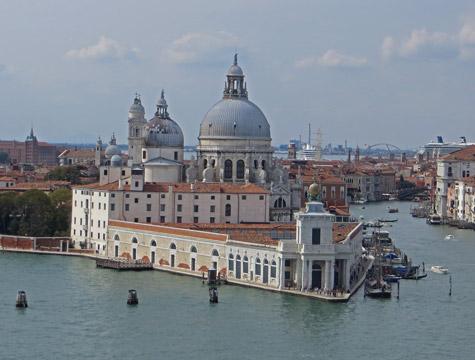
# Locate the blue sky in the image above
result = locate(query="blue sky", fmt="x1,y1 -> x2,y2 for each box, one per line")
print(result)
1,0 -> 475,149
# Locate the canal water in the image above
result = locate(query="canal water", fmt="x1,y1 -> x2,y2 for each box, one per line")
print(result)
1,201 -> 475,360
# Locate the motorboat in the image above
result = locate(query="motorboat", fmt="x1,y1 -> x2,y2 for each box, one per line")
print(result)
382,275 -> 402,283
388,207 -> 399,213
444,234 -> 455,240
430,266 -> 449,274
365,279 -> 392,298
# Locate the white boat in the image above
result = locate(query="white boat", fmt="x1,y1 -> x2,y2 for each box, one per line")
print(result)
444,234 -> 455,240
430,266 -> 449,274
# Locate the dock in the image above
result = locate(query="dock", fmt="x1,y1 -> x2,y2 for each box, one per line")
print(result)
96,257 -> 153,271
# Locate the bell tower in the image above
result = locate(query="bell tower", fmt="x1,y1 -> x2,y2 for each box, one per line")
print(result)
127,94 -> 146,166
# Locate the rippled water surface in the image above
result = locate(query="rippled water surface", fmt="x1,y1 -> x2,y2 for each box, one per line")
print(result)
1,201 -> 475,359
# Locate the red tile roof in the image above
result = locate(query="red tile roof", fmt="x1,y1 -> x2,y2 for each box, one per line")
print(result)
441,145 -> 475,161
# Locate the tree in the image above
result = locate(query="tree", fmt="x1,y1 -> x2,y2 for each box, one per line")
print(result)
44,166 -> 82,184
15,189 -> 55,236
0,192 -> 19,234
0,152 -> 9,164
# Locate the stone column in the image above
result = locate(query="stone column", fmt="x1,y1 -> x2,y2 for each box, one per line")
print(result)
330,259 -> 335,290
279,257 -> 285,290
324,260 -> 331,290
301,256 -> 307,291
307,259 -> 312,289
296,256 -> 302,290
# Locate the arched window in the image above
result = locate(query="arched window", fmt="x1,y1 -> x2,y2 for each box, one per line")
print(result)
114,234 -> 120,241
243,256 -> 249,274
131,237 -> 138,244
236,160 -> 245,179
203,159 -> 208,169
224,160 -> 233,179
225,204 -> 231,217
271,260 -> 277,278
212,249 -> 219,256
261,160 -> 266,169
255,257 -> 261,276
170,242 -> 176,250
150,240 -> 157,247
254,159 -> 258,169
274,198 -> 287,208
190,246 -> 197,253
228,253 -> 234,271
211,159 -> 216,168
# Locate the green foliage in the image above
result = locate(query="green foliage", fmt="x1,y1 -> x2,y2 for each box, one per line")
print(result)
44,166 -> 82,184
0,152 -> 9,163
0,188 -> 72,237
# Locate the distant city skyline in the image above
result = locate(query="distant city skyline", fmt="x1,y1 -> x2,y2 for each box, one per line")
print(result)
1,1 -> 475,149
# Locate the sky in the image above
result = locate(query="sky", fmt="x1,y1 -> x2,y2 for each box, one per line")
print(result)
1,0 -> 475,150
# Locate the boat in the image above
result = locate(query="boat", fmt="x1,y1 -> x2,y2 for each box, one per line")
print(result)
402,273 -> 428,280
388,207 -> 399,213
382,275 -> 401,282
444,234 -> 455,240
378,218 -> 398,223
365,279 -> 392,298
430,266 -> 449,274
417,136 -> 475,159
427,214 -> 441,225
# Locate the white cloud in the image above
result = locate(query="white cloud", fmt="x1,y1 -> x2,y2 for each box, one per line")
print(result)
294,56 -> 317,69
382,22 -> 475,61
162,31 -> 242,63
317,50 -> 367,68
65,36 -> 139,61
294,51 -> 367,69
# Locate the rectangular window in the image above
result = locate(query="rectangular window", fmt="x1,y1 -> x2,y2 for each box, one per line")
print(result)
74,217 -> 76,224
226,195 -> 231,200
103,169 -> 108,175
80,218 -> 82,225
125,194 -> 129,198
134,218 -> 138,223
98,203 -> 101,210
194,217 -> 198,223
242,195 -> 246,200
285,259 -> 291,267
194,195 -> 199,200
160,216 -> 165,223
111,203 -> 115,211
146,217 -> 151,223
121,170 -> 125,176
177,216 -> 182,223
147,194 -> 151,198
103,221 -> 105,228
259,195 -> 264,200
194,205 -> 199,212
97,220 -> 100,227
146,204 -> 152,211
312,228 -> 321,245
135,181 -> 139,187
161,204 -> 165,211
210,205 -> 215,213
210,217 -> 215,223
111,193 -> 115,198
161,194 -> 165,199
211,195 -> 215,200
125,204 -> 129,211
91,202 -> 94,209
177,204 -> 182,212
134,198 -> 139,203
178,194 -> 182,200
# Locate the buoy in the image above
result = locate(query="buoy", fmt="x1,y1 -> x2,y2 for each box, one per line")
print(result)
16,291 -> 28,308
209,287 -> 218,303
127,289 -> 138,305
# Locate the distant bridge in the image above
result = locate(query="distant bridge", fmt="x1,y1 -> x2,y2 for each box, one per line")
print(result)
360,143 -> 402,155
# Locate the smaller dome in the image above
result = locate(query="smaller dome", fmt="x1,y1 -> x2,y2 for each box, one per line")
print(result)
105,144 -> 122,158
129,96 -> 145,120
157,97 -> 167,107
110,155 -> 122,166
228,64 -> 243,77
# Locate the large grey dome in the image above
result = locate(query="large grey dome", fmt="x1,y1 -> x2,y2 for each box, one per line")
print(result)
145,116 -> 184,147
199,98 -> 271,139
110,154 -> 122,166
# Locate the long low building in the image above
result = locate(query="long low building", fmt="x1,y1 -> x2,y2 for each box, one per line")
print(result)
107,201 -> 363,294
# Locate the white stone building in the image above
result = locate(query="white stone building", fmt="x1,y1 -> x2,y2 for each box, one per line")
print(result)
435,145 -> 475,218
107,201 -> 363,293
71,180 -> 270,253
